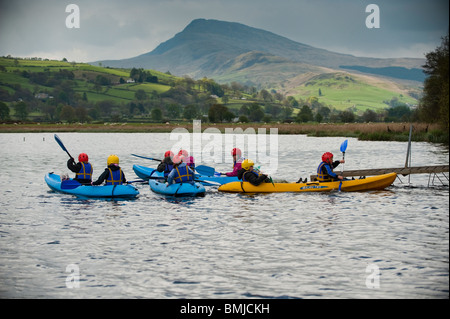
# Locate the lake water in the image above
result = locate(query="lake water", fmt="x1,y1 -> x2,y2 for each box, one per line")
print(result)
0,132 -> 448,300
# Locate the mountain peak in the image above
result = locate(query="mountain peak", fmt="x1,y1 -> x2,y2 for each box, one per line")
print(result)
97,19 -> 425,84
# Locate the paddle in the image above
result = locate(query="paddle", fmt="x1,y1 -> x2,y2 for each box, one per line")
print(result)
340,139 -> 348,173
126,180 -> 147,184
195,165 -> 216,176
54,134 -> 73,159
339,139 -> 348,191
131,154 -> 162,162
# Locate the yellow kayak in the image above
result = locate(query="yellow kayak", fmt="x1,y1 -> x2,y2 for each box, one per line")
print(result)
218,172 -> 397,193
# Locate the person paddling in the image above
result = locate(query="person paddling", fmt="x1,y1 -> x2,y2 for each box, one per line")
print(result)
92,154 -> 127,185
237,159 -> 271,186
67,153 -> 93,185
178,149 -> 195,172
157,150 -> 174,177
166,155 -> 195,186
219,148 -> 245,177
316,152 -> 345,182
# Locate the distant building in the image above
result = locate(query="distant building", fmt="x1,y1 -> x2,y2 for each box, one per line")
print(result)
35,93 -> 49,99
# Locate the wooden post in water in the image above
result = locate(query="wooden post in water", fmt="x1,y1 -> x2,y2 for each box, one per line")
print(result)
405,124 -> 413,184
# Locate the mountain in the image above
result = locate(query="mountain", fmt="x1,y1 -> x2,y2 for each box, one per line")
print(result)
96,19 -> 425,86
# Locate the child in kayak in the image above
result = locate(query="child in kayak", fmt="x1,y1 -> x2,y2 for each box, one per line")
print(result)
166,155 -> 195,185
237,159 -> 271,186
219,148 -> 245,177
157,151 -> 174,177
92,154 -> 127,185
316,152 -> 345,182
178,149 -> 195,172
67,153 -> 93,185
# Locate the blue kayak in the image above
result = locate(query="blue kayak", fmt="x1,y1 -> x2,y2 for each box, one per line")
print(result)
45,173 -> 139,199
133,165 -> 164,180
149,179 -> 206,197
132,164 -> 239,185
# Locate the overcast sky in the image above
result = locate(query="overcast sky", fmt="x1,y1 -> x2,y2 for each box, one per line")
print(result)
0,0 -> 448,62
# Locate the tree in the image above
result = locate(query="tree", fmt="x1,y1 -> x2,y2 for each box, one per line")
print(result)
183,104 -> 200,120
317,106 -> 331,121
0,102 -> 10,121
385,105 -> 411,122
259,89 -> 272,102
60,105 -> 76,123
362,109 -> 378,123
75,106 -> 89,122
151,108 -> 162,121
14,101 -> 28,121
296,105 -> 313,123
340,110 -> 355,123
166,103 -> 182,119
135,89 -> 147,101
420,32 -> 449,131
248,103 -> 265,122
208,104 -> 234,122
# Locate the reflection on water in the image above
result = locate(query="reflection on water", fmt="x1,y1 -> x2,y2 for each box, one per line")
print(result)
0,133 -> 448,299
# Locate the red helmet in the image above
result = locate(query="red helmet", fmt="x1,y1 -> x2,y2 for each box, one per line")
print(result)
231,148 -> 241,156
178,149 -> 189,157
164,150 -> 174,158
322,152 -> 334,163
78,153 -> 88,162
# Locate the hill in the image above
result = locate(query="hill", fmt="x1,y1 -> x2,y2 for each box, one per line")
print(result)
96,19 -> 426,86
0,56 -> 421,126
280,72 -> 419,112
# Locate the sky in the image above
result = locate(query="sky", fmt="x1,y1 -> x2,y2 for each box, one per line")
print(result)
0,0 -> 448,63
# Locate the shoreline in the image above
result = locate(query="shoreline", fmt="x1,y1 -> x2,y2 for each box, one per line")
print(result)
0,122 -> 447,144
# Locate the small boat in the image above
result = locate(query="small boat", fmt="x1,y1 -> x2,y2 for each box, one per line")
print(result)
45,173 -> 139,199
149,179 -> 206,197
133,165 -> 164,180
133,164 -> 238,185
218,172 -> 397,193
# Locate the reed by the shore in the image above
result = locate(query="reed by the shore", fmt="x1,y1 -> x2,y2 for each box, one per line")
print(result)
1,122 -> 447,144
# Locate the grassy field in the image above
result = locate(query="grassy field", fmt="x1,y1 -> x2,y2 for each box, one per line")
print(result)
0,57 -> 174,105
286,73 -> 420,112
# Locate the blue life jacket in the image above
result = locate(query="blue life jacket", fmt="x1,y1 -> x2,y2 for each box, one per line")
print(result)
173,165 -> 193,183
106,168 -> 123,185
317,162 -> 334,182
164,163 -> 174,177
76,162 -> 93,180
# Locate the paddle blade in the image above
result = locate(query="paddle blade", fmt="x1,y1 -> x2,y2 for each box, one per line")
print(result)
61,179 -> 82,189
195,165 -> 216,176
340,139 -> 348,153
54,134 -> 73,158
54,134 -> 67,152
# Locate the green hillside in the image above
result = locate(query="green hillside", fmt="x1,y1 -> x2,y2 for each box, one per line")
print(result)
0,57 -> 422,124
280,72 -> 420,113
0,58 -> 173,104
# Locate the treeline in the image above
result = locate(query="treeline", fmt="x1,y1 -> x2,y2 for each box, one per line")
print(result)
0,49 -> 446,131
417,33 -> 449,132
